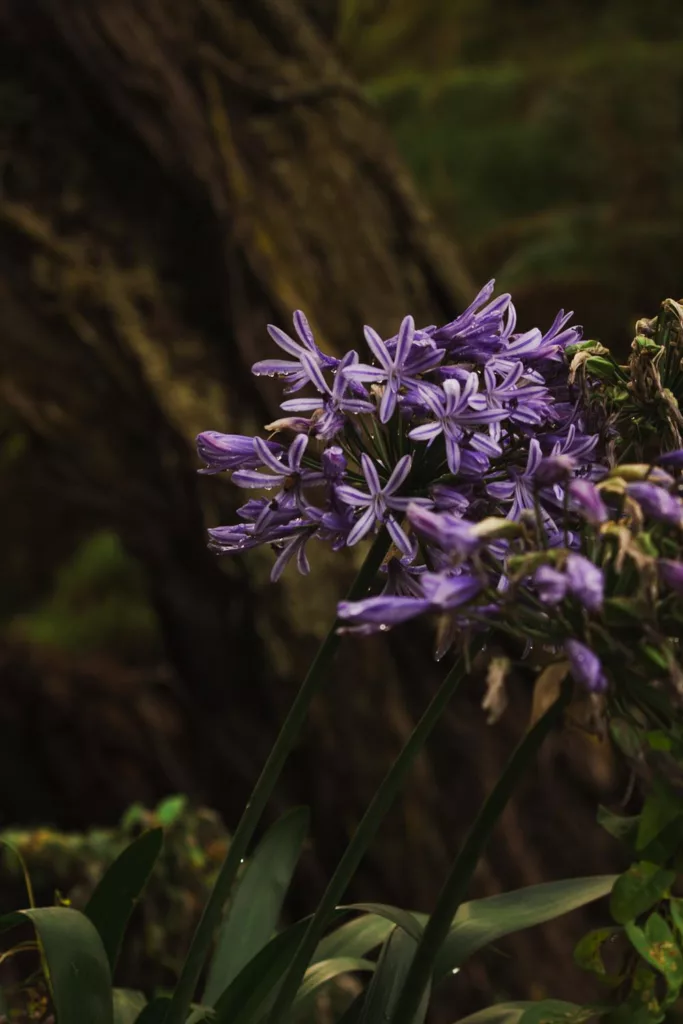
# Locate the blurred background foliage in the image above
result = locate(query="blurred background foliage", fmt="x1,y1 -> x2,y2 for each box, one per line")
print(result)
0,0 -> 681,1016
339,0 -> 683,351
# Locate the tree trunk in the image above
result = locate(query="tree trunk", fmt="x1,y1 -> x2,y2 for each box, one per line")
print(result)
0,0 -> 619,1014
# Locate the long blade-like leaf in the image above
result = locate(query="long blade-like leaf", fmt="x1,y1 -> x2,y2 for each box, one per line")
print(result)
134,996 -> 170,1023
454,1004 -> 532,1024
291,958 -> 375,1016
204,808 -> 309,1006
434,875 -> 616,979
0,907 -> 113,1024
85,828 -> 163,972
113,989 -> 147,1024
314,914 -> 394,963
359,928 -> 417,1024
340,904 -> 423,943
212,919 -> 311,1024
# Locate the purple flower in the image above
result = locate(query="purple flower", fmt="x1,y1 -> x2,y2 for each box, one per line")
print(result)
269,529 -> 316,582
196,432 -> 283,473
568,479 -> 609,525
487,439 -> 547,521
408,376 -> 503,473
503,309 -> 581,364
534,455 -> 577,486
431,281 -> 511,360
232,434 -> 324,526
469,361 -> 551,440
657,450 -> 683,469
380,556 -> 425,597
658,558 -> 683,594
343,316 -> 443,423
549,423 -> 599,462
321,446 -> 347,481
627,483 -> 683,527
429,484 -> 470,514
281,350 -> 375,439
209,516 -> 303,554
407,504 -> 480,557
336,569 -> 482,633
336,453 -> 416,554
534,565 -> 569,605
420,571 -> 483,608
565,553 -> 604,612
565,639 -> 608,693
337,594 -> 431,630
252,311 -> 337,393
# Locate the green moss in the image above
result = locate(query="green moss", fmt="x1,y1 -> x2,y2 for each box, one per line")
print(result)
10,531 -> 161,660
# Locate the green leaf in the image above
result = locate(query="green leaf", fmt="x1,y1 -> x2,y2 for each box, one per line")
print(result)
609,720 -> 642,760
314,914 -> 394,963
339,903 -> 424,943
454,1005 -> 532,1024
212,919 -> 312,1024
155,794 -> 187,826
609,863 -> 675,925
670,898 -> 683,938
359,928 -> 417,1024
596,806 -> 639,845
291,957 -> 375,1015
85,828 -> 163,972
203,807 -> 309,1006
518,1000 -> 599,1023
133,996 -> 170,1023
637,782 -> 683,851
113,989 -> 147,1024
626,913 -> 683,996
186,1007 -> 216,1023
573,928 -> 623,985
619,959 -> 665,1022
0,907 -> 113,1024
433,876 -> 616,979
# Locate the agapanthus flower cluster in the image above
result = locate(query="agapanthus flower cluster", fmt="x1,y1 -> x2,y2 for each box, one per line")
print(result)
199,284 -> 683,712
200,281 -> 597,573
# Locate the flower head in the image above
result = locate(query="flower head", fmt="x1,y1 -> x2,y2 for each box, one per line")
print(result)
565,639 -> 608,693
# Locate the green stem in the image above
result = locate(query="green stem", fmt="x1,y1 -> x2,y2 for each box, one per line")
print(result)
391,682 -> 571,1024
266,656 -> 468,1024
164,530 -> 391,1024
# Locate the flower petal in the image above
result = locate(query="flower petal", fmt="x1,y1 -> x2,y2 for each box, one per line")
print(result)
361,453 -> 382,494
394,315 -> 415,364
384,454 -> 413,495
346,505 -> 377,546
364,325 -> 392,369
266,324 -> 304,357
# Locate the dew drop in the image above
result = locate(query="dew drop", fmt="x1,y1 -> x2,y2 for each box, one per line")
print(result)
379,624 -> 390,632
451,967 -> 460,976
